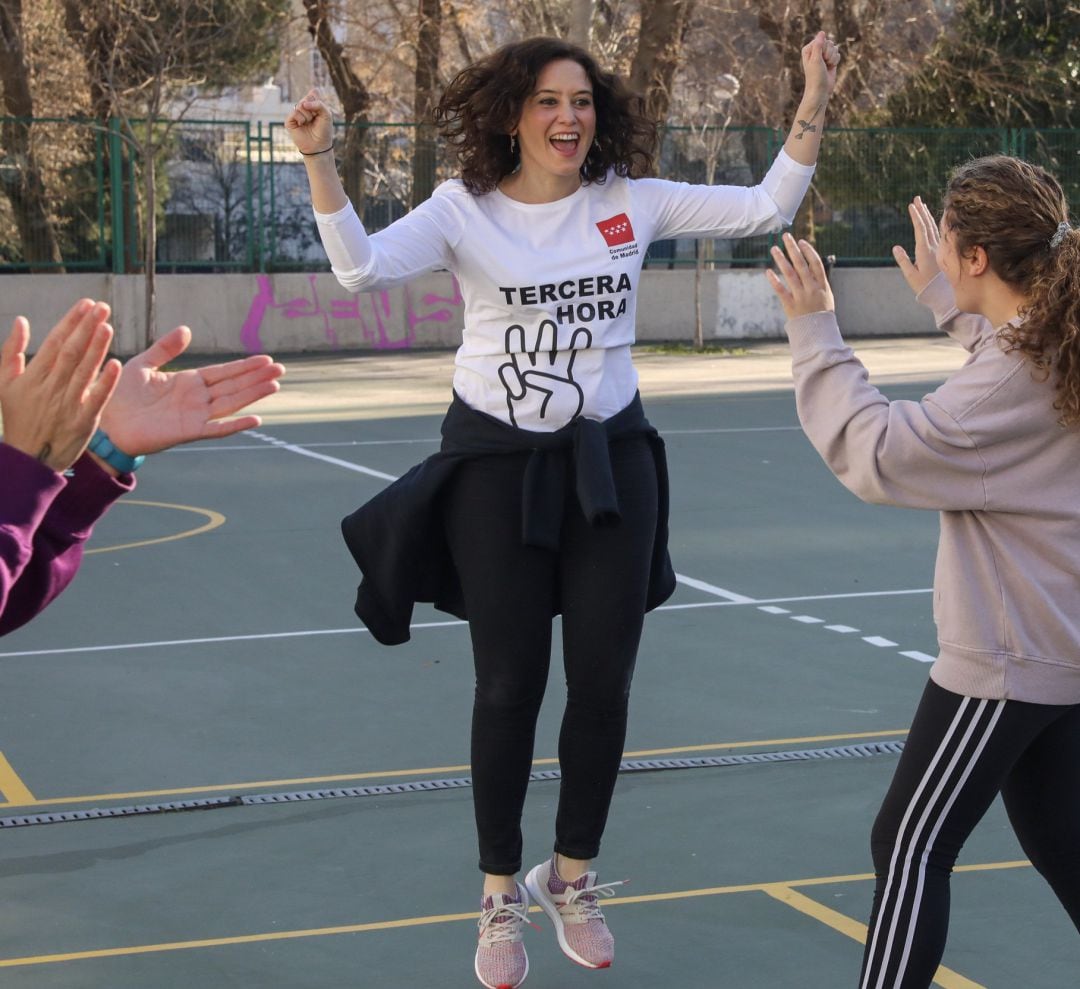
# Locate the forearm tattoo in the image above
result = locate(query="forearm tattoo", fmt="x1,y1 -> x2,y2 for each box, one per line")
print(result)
796,103 -> 825,140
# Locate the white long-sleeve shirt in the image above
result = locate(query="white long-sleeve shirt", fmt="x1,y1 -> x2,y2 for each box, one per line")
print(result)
317,150 -> 815,430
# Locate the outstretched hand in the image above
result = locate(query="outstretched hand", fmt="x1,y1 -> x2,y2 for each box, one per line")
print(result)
892,196 -> 942,297
98,327 -> 285,457
0,301 -> 121,472
766,232 -> 835,320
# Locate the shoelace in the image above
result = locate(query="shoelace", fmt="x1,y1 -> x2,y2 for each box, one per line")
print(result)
562,878 -> 626,922
478,898 -> 534,944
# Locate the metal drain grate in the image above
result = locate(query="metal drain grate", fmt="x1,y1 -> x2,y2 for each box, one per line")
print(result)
0,740 -> 904,829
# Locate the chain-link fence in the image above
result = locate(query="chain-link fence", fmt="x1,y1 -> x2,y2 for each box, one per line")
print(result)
2,118 -> 1078,273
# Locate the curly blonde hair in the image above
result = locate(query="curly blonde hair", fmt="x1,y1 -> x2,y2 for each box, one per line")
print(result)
943,155 -> 1080,426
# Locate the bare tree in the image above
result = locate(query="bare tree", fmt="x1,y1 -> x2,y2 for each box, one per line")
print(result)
411,0 -> 441,207
0,0 -> 64,269
63,0 -> 287,345
568,0 -> 596,46
628,0 -> 698,133
304,0 -> 373,213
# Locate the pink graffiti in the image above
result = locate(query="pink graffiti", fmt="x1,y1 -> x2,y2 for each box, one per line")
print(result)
240,273 -> 463,353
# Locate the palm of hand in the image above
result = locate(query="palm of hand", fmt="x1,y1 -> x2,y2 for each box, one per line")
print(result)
103,366 -> 214,455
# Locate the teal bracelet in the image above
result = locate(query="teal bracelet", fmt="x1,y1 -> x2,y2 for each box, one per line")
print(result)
88,428 -> 145,473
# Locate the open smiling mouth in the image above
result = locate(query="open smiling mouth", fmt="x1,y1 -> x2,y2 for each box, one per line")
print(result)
550,133 -> 580,156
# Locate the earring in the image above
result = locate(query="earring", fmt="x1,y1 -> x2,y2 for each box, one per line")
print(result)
510,133 -> 517,154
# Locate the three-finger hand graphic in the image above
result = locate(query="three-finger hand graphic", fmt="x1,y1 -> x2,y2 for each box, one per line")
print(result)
498,321 -> 593,427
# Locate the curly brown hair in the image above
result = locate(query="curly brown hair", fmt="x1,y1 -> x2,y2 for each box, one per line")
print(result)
432,36 -> 656,195
943,155 -> 1080,426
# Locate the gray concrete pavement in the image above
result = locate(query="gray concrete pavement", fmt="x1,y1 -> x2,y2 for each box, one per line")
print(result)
254,336 -> 967,425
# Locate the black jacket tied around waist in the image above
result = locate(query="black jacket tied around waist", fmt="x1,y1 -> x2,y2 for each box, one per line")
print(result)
340,392 -> 675,645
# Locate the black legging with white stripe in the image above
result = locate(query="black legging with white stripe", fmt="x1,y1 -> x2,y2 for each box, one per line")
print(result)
860,678 -> 1080,989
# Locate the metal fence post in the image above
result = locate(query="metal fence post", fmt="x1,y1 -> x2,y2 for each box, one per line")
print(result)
108,117 -> 125,274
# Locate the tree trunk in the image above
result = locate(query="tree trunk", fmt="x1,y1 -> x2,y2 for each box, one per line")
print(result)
568,0 -> 595,47
304,0 -> 372,214
628,0 -> 697,130
142,114 -> 157,349
0,0 -> 64,270
411,0 -> 440,209
61,0 -> 138,272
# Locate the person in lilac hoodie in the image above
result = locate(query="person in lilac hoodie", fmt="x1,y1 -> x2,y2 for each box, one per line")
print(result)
767,157 -> 1080,987
0,298 -> 284,636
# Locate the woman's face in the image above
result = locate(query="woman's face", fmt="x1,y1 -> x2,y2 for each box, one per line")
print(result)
512,58 -> 597,186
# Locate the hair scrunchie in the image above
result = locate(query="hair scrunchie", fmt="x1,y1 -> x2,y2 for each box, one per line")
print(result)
1050,221 -> 1071,249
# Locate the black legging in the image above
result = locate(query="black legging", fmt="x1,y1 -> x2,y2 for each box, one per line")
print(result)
860,678 -> 1080,988
442,436 -> 659,876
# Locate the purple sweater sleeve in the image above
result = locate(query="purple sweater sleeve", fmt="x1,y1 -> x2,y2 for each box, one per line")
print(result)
0,445 -> 134,636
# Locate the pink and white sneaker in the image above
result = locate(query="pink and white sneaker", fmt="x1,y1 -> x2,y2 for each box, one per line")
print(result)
475,883 -> 531,989
524,857 -> 624,969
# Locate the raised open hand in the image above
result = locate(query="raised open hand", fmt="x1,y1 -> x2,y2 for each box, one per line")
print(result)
892,196 -> 942,297
766,232 -> 836,320
498,321 -> 593,428
98,326 -> 285,457
0,300 -> 121,472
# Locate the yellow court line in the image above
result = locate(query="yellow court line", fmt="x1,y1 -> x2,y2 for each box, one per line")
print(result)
84,501 -> 225,555
0,751 -> 35,805
2,729 -> 908,810
0,861 -> 1029,969
761,885 -> 984,989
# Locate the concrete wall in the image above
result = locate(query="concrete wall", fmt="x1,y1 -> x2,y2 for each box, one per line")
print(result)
0,267 -> 937,357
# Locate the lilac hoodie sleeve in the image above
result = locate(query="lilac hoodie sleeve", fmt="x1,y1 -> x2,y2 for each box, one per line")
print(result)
0,445 -> 134,636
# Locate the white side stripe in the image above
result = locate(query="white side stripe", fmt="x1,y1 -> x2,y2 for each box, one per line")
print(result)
894,699 -> 1005,984
861,697 -> 1004,989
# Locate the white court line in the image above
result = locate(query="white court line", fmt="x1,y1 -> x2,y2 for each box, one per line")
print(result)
862,636 -> 899,648
0,620 -> 469,659
36,428 -> 931,666
790,615 -> 826,624
169,438 -> 441,452
674,574 -> 756,604
662,426 -> 802,435
0,588 -> 935,659
168,425 -> 801,455
825,624 -> 861,634
245,431 -> 397,481
900,651 -> 937,664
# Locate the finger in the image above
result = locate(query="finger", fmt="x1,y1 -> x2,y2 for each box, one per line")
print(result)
799,238 -> 829,284
50,302 -> 111,381
204,371 -> 282,416
765,267 -> 793,305
197,352 -> 276,388
82,356 -> 123,421
1,316 -> 30,379
196,414 -> 264,440
61,321 -> 113,409
892,244 -> 914,274
534,320 -> 557,364
769,243 -> 801,288
31,299 -> 99,369
207,379 -> 282,420
135,325 -> 191,371
909,199 -> 934,248
781,232 -> 812,278
915,197 -> 939,246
